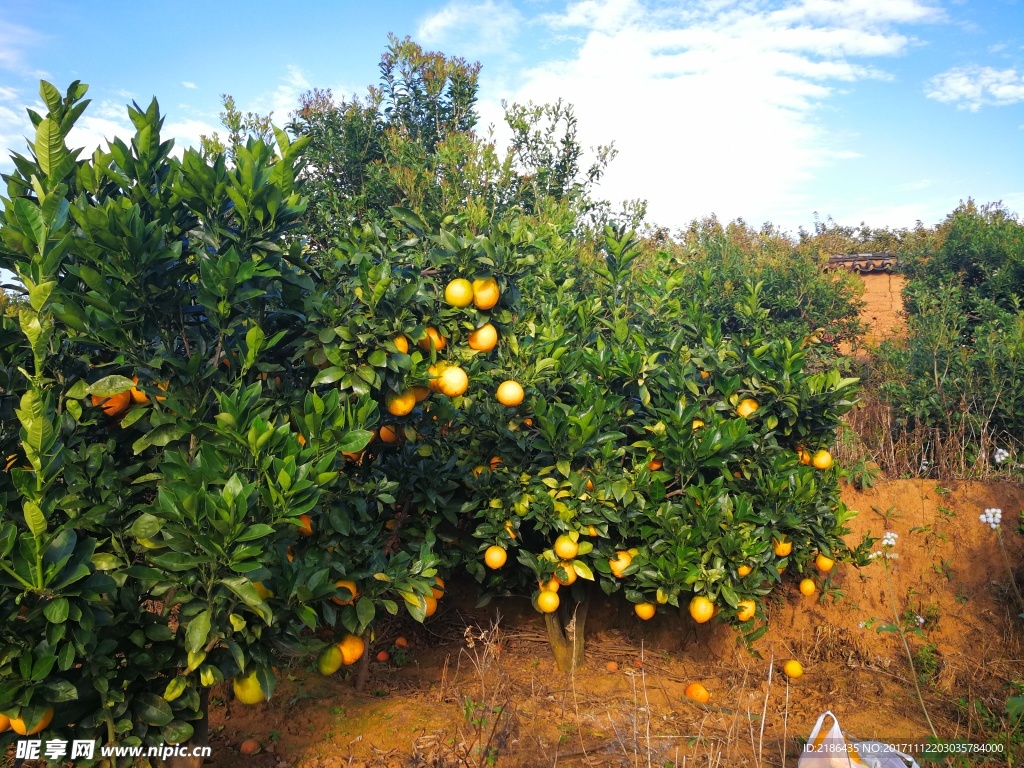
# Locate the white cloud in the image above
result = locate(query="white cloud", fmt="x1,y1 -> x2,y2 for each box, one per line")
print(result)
487,0 -> 943,229
926,65 -> 1024,111
0,20 -> 47,77
251,65 -> 312,124
418,1 -> 524,56
182,81 -> 198,90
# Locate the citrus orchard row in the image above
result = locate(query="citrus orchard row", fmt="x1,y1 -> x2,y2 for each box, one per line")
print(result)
0,81 -> 864,754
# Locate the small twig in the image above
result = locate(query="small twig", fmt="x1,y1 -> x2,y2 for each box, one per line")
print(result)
758,652 -> 773,767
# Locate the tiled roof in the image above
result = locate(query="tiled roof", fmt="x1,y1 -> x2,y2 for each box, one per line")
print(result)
824,252 -> 899,273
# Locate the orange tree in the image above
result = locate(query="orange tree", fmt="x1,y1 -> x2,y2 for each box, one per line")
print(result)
458,226 -> 863,672
0,82 -> 441,755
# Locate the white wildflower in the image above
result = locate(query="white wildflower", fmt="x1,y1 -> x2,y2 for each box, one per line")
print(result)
981,508 -> 1002,529
916,615 -> 925,626
994,448 -> 1010,465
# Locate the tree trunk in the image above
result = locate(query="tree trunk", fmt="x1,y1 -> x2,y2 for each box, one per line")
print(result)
156,689 -> 209,768
544,588 -> 589,674
354,629 -> 371,691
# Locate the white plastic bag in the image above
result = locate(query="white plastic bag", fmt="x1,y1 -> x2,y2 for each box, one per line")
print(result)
797,711 -> 921,768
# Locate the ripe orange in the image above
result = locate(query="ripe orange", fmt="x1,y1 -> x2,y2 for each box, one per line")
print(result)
585,477 -> 595,492
489,455 -> 503,469
812,449 -> 834,470
773,538 -> 792,557
736,599 -> 756,622
815,553 -> 835,573
129,376 -> 149,404
484,545 -> 507,569
468,323 -> 498,351
605,661 -> 619,673
647,456 -> 663,471
386,389 -> 416,417
444,278 -> 474,307
536,589 -> 560,613
332,579 -> 358,606
9,707 -> 53,735
93,390 -> 132,417
412,385 -> 431,402
297,433 -> 307,447
737,564 -> 752,578
699,369 -> 710,380
379,424 -> 400,444
736,398 -> 759,418
393,335 -> 410,354
782,659 -> 804,679
240,739 -> 261,755
395,637 -> 409,649
541,577 -> 561,592
427,361 -> 449,392
684,682 -> 710,703
424,595 -> 438,617
692,419 -> 705,430
418,327 -> 447,353
688,595 -> 715,624
432,577 -> 445,599
297,514 -> 313,537
796,446 -> 812,465
437,365 -> 469,397
553,534 -> 578,560
472,276 -> 500,310
496,380 -> 524,406
338,634 -> 365,665
554,561 -> 577,586
376,650 -> 390,662
799,578 -> 816,596
232,672 -> 266,705
286,546 -> 294,563
634,602 -> 656,620
609,550 -> 632,577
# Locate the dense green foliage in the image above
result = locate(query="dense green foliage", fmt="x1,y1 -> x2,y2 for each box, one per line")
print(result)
0,40 -> 866,759
876,202 -> 1024,474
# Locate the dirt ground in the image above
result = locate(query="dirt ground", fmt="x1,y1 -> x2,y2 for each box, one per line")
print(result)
204,479 -> 1024,767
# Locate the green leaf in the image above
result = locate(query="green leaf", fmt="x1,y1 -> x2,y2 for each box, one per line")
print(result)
43,597 -> 69,623
90,553 -> 123,571
136,693 -> 174,727
130,513 -> 163,539
185,610 -> 211,654
221,577 -> 273,624
312,366 -> 345,385
40,81 -> 62,113
163,677 -> 187,702
13,198 -> 45,247
35,117 -> 67,178
23,500 -> 47,537
162,720 -> 195,745
236,524 -> 274,542
355,596 -> 375,629
572,561 -> 595,581
89,375 -> 135,397
40,678 -> 78,703
28,280 -> 56,312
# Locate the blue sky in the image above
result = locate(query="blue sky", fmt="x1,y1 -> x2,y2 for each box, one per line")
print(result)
1,0 -> 1023,235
